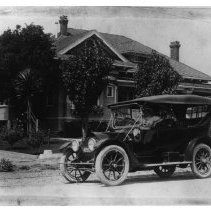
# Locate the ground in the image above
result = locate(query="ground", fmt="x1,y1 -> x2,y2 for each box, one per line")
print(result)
1,168 -> 211,205
1,150 -> 211,205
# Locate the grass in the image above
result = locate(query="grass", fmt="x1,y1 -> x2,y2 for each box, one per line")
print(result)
16,163 -> 59,171
0,138 -> 66,155
18,165 -> 31,170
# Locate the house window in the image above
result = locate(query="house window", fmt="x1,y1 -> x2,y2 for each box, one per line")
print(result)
186,105 -> 208,119
107,86 -> 114,97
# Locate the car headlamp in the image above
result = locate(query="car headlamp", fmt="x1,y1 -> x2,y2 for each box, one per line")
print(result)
88,138 -> 96,151
71,140 -> 79,152
133,128 -> 141,137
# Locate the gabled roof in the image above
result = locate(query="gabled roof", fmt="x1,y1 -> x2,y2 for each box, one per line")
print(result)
55,30 -> 90,53
54,28 -> 211,81
55,29 -> 128,63
168,58 -> 211,81
66,28 -> 153,55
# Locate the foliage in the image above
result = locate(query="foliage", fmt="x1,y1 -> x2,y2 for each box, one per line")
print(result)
13,69 -> 42,136
60,38 -> 113,139
72,105 -> 104,117
14,69 -> 42,102
25,129 -> 48,153
0,158 -> 14,172
135,51 -> 182,97
0,23 -> 58,102
0,121 -> 24,147
91,105 -> 104,116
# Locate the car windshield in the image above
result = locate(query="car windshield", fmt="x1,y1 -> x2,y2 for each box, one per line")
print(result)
111,104 -> 177,129
111,105 -> 141,128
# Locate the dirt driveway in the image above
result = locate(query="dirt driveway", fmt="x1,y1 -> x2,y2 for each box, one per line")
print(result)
1,167 -> 211,205
1,150 -> 211,205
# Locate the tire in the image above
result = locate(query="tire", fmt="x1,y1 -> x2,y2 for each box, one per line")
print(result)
60,150 -> 91,182
95,145 -> 129,186
191,143 -> 211,178
154,165 -> 176,178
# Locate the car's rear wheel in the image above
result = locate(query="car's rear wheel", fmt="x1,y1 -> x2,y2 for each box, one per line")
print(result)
95,145 -> 129,186
191,143 -> 211,178
154,165 -> 176,178
60,150 -> 91,182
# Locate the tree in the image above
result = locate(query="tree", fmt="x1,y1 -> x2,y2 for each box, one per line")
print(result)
14,69 -> 42,138
60,38 -> 113,140
0,24 -> 58,134
0,24 -> 58,102
135,51 -> 182,97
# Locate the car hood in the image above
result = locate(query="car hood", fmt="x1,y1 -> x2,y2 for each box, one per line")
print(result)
92,131 -> 126,142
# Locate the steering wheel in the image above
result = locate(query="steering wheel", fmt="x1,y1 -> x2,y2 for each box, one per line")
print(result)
124,117 -> 135,124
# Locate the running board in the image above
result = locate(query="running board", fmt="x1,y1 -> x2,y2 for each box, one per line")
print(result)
63,162 -> 94,165
140,161 -> 192,168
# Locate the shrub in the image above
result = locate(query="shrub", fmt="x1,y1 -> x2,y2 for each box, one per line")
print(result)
25,130 -> 48,153
0,158 -> 14,172
0,122 -> 24,147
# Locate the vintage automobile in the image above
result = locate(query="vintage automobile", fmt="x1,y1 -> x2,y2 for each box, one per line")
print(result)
60,94 -> 211,186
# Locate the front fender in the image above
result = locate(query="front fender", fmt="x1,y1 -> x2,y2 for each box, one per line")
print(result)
94,139 -> 140,171
59,142 -> 72,153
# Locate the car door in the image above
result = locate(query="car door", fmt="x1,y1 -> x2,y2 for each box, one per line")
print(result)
156,121 -> 189,151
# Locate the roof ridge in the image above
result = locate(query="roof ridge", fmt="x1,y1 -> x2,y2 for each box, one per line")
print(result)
68,27 -> 142,43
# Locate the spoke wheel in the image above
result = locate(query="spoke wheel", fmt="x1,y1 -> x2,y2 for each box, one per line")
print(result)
60,150 -> 91,182
191,144 -> 211,178
95,145 -> 129,186
154,165 -> 176,178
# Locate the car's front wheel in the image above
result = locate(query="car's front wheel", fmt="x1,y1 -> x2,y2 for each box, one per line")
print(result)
95,145 -> 129,186
191,143 -> 211,178
154,165 -> 176,178
60,150 -> 91,182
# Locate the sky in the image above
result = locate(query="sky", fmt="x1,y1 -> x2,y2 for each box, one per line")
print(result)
1,6 -> 211,76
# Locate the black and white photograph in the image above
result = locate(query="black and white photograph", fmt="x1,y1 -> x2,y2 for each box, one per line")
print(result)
1,1 -> 211,206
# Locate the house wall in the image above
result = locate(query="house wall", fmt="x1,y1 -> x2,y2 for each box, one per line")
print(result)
99,84 -> 117,121
44,88 -> 66,131
43,78 -> 211,133
44,83 -> 117,131
0,105 -> 8,121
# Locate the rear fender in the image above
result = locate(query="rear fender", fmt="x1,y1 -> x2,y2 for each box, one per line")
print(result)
184,139 -> 198,161
94,139 -> 139,170
184,137 -> 211,161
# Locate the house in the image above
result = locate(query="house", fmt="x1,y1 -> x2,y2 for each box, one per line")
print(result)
0,104 -> 8,126
43,15 -> 211,132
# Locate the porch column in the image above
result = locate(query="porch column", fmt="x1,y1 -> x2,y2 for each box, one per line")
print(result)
114,85 -> 118,103
57,89 -> 65,130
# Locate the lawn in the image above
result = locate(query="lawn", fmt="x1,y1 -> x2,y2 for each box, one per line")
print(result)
0,138 -> 66,155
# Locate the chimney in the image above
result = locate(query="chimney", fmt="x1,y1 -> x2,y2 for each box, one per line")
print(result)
59,15 -> 68,36
169,41 -> 181,61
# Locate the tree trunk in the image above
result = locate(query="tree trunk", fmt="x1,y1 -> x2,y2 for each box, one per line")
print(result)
7,99 -> 11,130
27,99 -> 32,140
81,116 -> 89,141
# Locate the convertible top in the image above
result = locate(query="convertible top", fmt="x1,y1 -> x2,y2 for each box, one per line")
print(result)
108,94 -> 211,108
